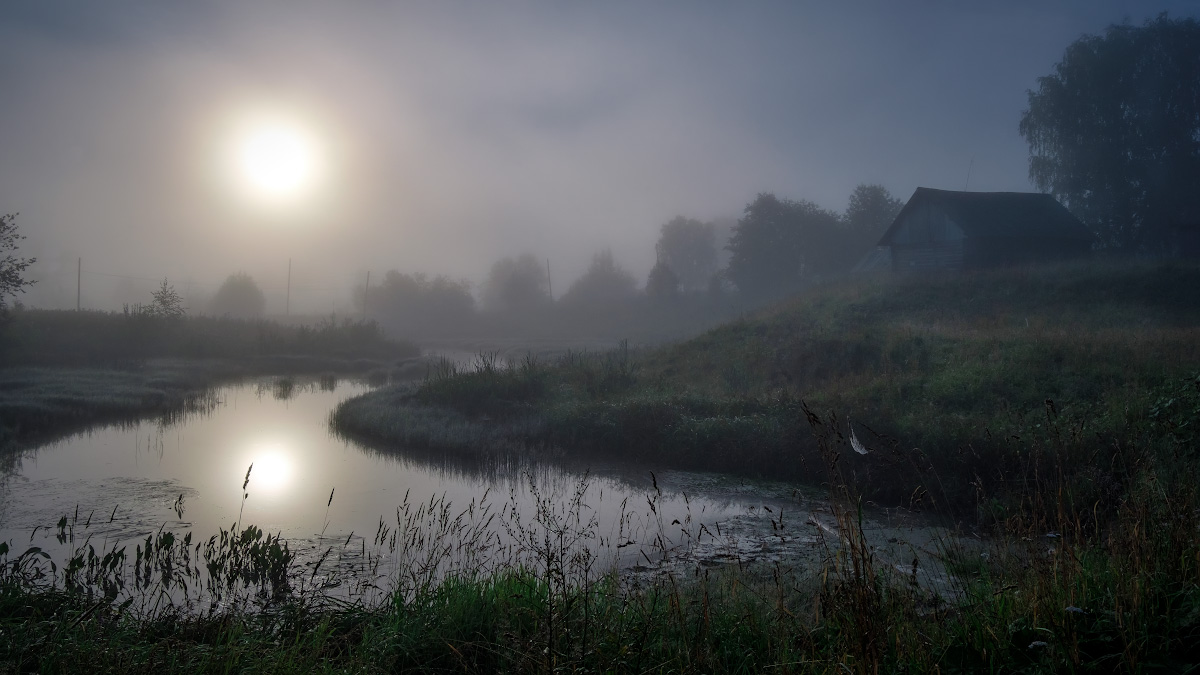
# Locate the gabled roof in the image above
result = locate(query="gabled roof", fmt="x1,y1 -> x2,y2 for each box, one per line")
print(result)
879,188 -> 1093,245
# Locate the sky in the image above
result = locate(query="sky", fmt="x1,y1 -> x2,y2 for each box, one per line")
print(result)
2,1 -> 1196,313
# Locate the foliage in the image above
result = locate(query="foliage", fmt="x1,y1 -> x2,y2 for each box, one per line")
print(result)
559,249 -> 637,309
725,193 -> 843,299
0,213 -> 36,313
209,272 -> 266,319
644,259 -> 680,300
370,269 -> 475,336
148,278 -> 185,319
482,253 -> 550,312
843,183 -> 904,249
1020,15 -> 1200,252
655,215 -> 718,291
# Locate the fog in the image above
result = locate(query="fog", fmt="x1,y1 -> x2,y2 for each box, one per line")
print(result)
1,1 -> 1192,313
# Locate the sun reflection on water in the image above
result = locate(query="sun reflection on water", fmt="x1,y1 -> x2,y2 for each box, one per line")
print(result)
238,441 -> 295,498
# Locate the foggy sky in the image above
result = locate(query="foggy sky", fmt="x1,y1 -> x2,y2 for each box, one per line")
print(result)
2,1 -> 1195,313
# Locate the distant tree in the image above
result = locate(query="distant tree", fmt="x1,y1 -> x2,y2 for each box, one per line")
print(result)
560,250 -> 637,309
655,217 -> 717,291
644,260 -> 680,301
210,272 -> 266,319
725,193 -> 842,299
482,254 -> 550,313
149,278 -> 185,319
844,184 -> 904,246
373,270 -> 475,332
0,213 -> 36,313
1020,15 -> 1200,251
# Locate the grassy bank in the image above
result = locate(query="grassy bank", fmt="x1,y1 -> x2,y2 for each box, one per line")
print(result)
334,261 -> 1200,510
0,309 -> 420,452
0,308 -> 418,367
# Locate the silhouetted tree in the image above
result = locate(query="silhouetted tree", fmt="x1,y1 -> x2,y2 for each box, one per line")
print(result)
644,260 -> 680,301
560,250 -> 637,309
655,216 -> 717,291
482,254 -> 550,313
844,184 -> 904,247
725,193 -> 842,300
1020,15 -> 1200,251
210,272 -> 266,319
373,270 -> 475,332
0,213 -> 35,313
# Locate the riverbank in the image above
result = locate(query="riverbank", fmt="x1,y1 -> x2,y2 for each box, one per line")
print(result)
0,310 -> 421,452
334,261 -> 1200,513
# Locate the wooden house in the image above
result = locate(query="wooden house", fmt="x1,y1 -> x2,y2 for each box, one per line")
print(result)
879,188 -> 1093,273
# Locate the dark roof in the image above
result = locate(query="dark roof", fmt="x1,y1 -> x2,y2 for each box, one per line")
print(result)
879,188 -> 1093,244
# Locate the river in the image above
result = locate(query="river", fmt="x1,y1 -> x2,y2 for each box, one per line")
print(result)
0,375 -> 953,605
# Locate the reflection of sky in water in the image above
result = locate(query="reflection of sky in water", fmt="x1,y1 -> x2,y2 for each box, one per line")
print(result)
0,380 -> 749,570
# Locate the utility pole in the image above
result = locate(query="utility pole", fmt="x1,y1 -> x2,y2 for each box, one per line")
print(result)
285,258 -> 292,316
545,258 -> 553,300
363,270 -> 370,320
76,257 -> 81,311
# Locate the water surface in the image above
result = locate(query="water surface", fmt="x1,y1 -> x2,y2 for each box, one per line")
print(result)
0,377 -> 953,598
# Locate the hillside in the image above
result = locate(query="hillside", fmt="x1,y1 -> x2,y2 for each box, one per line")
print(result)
336,261 -> 1200,514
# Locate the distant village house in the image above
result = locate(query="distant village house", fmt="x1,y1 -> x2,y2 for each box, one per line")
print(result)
876,188 -> 1093,273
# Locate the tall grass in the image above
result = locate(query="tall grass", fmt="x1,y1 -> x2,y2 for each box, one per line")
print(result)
0,308 -> 418,367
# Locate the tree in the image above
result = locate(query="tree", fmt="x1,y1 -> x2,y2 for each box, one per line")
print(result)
0,213 -> 36,312
1020,15 -> 1200,251
644,260 -> 680,301
371,270 -> 475,334
149,278 -> 185,318
844,184 -> 904,247
725,193 -> 842,300
210,272 -> 266,319
655,216 -> 717,291
482,254 -> 550,313
560,250 -> 637,309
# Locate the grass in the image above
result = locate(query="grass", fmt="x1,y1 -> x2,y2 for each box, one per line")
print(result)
334,260 -> 1200,511
0,308 -> 418,367
0,309 -> 420,453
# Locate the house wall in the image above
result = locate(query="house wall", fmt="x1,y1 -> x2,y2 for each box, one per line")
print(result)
888,204 -> 965,246
963,237 -> 1091,268
889,204 -> 966,272
892,240 -> 964,272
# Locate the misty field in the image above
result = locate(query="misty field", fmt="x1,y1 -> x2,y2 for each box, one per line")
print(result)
3,261 -> 1200,672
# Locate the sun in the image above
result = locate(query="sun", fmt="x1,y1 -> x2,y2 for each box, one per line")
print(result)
230,115 -> 322,202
